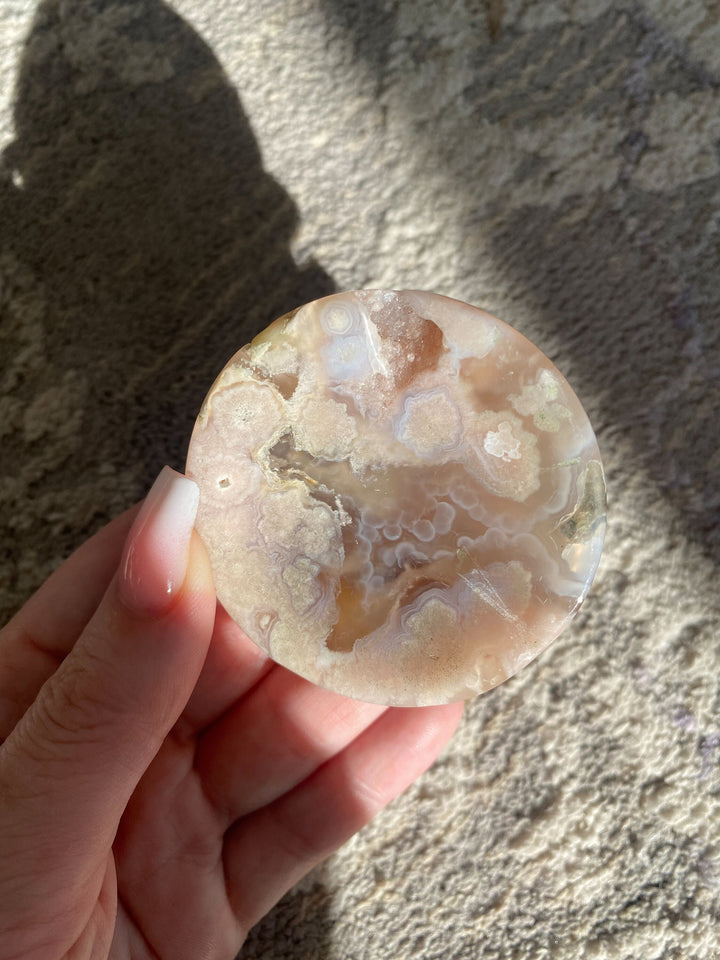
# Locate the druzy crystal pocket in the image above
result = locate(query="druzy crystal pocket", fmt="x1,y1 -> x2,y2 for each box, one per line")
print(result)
186,290 -> 606,706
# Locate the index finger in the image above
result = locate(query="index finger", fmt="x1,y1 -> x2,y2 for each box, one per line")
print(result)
0,505 -> 139,737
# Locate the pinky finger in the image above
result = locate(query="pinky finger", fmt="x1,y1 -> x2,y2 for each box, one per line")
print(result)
223,701 -> 464,934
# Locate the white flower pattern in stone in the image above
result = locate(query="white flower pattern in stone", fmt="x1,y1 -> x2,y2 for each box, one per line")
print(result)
483,421 -> 522,461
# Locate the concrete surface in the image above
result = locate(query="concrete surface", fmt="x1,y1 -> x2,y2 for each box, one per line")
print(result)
1,1 -> 719,957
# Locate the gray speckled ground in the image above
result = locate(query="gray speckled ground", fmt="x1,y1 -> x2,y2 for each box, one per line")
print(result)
1,1 -> 719,958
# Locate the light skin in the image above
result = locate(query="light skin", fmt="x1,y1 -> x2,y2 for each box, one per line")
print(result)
0,467 -> 463,960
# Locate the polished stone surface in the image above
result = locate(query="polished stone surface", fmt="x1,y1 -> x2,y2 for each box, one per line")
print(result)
186,290 -> 605,705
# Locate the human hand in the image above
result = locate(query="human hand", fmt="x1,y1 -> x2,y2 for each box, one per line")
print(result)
0,467 -> 463,960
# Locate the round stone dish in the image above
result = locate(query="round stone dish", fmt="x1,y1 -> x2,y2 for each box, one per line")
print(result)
186,289 -> 606,706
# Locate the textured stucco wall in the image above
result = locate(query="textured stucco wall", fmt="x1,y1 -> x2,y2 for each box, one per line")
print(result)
1,1 -> 719,958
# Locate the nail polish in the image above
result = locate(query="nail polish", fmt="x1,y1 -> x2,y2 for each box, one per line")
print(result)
119,466 -> 200,617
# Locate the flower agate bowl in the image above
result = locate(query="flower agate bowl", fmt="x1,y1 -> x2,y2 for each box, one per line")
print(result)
186,290 -> 606,706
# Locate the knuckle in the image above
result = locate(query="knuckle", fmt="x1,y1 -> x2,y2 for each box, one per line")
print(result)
27,646 -> 115,760
349,769 -> 387,817
276,811 -> 321,864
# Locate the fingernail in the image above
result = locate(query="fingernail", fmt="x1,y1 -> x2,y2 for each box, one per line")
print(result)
119,467 -> 200,617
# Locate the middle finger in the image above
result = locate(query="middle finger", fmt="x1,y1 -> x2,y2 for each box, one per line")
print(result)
194,666 -> 385,826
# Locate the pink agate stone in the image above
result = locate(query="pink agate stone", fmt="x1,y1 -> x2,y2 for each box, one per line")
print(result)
186,290 -> 606,706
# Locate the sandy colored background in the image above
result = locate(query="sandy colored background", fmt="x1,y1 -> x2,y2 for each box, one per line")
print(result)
1,0 -> 719,957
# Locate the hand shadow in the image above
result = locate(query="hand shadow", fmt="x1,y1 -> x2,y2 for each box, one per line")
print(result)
0,0 -> 335,524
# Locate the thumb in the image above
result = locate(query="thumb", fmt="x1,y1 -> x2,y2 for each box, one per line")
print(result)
0,467 -> 215,878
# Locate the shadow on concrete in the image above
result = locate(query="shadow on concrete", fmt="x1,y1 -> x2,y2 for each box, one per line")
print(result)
0,0 -> 334,503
